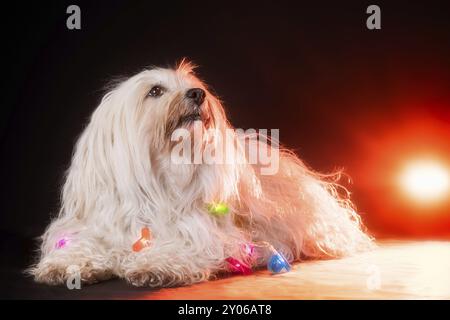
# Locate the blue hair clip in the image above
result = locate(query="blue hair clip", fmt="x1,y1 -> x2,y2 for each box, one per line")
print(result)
267,248 -> 291,274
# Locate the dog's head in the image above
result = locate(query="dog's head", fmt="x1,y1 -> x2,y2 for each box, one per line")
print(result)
66,60 -> 238,208
94,60 -> 227,153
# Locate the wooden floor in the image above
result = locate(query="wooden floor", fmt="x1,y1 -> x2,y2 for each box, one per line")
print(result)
126,240 -> 450,300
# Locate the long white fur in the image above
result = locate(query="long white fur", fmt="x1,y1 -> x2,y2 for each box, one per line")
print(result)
30,61 -> 374,287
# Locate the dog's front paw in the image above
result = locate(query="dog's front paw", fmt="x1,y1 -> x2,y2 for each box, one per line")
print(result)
32,262 -> 70,285
31,260 -> 112,286
124,267 -> 209,287
125,270 -> 165,287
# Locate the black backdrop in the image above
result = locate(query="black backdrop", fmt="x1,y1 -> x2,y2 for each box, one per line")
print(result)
1,1 -> 449,296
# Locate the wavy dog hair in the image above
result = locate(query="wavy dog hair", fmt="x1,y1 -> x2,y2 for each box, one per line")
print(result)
30,60 -> 373,287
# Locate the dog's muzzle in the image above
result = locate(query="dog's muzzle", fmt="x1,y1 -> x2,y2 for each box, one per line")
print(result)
185,88 -> 205,107
179,88 -> 206,125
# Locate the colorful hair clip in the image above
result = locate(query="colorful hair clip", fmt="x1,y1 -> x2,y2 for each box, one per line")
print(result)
207,202 -> 229,216
132,227 -> 152,252
267,248 -> 291,274
225,257 -> 252,275
55,236 -> 71,249
243,243 -> 255,258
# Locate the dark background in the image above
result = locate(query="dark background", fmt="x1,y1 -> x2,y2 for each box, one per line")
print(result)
1,0 -> 449,298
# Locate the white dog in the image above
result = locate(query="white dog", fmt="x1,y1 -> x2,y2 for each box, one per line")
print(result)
30,61 -> 373,287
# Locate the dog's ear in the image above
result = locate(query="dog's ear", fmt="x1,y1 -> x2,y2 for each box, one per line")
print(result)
176,58 -> 198,74
59,81 -> 157,221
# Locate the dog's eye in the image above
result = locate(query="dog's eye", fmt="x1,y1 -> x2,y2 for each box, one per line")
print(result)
148,85 -> 164,98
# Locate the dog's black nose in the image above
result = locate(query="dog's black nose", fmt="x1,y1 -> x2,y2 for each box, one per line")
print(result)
186,88 -> 205,106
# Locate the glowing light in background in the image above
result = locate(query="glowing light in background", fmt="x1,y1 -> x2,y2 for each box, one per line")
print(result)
399,160 -> 450,204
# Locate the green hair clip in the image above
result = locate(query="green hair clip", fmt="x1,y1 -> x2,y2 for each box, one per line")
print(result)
207,202 -> 229,216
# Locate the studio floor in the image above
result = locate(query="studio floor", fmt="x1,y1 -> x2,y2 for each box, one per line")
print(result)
3,240 -> 450,299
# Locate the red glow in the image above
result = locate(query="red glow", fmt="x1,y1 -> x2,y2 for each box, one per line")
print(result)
350,107 -> 450,239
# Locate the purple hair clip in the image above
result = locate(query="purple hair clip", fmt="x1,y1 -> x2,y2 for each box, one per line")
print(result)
55,235 -> 71,249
